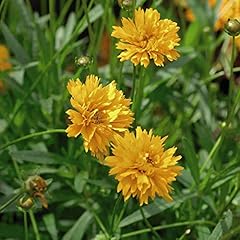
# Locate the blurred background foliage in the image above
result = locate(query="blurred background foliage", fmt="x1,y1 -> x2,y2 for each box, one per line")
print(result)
0,0 -> 240,239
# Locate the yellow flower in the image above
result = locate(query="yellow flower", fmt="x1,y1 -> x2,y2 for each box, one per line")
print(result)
215,0 -> 240,31
0,44 -> 12,71
178,0 -> 240,32
105,127 -> 183,205
111,8 -> 181,68
66,75 -> 134,160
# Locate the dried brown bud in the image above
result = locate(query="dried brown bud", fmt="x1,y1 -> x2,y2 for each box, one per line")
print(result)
224,19 -> 240,36
25,175 -> 47,195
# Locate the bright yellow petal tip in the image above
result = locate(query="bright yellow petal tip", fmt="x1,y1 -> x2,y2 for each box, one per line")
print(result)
111,8 -> 181,68
105,127 -> 183,206
65,75 -> 134,161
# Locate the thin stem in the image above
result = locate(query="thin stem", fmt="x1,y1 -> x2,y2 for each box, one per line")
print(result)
121,220 -> 215,239
86,201 -> 109,238
29,210 -> 41,240
82,0 -> 94,51
201,35 -> 237,173
110,194 -> 122,234
200,134 -> 223,172
140,207 -> 161,240
227,35 -> 235,123
0,129 -> 65,151
24,211 -> 29,240
0,191 -> 24,213
131,67 -> 145,123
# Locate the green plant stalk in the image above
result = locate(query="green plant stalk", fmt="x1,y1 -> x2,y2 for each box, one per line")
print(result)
29,210 -> 41,240
227,36 -> 235,122
0,191 -> 24,213
201,35 -> 237,172
140,207 -> 161,240
121,220 -> 215,238
131,67 -> 145,123
57,0 -> 74,26
110,194 -> 122,235
82,0 -> 94,52
0,0 -> 8,20
24,211 -> 29,240
0,129 -> 65,151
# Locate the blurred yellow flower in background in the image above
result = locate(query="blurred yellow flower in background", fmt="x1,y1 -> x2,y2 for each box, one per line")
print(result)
0,44 -> 12,71
214,0 -> 240,31
105,127 -> 183,205
112,8 -> 181,68
66,75 -> 134,160
0,44 -> 12,93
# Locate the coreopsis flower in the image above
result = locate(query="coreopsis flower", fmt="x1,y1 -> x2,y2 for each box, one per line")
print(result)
0,44 -> 12,71
214,0 -> 240,31
66,75 -> 134,160
105,127 -> 183,205
111,8 -> 181,68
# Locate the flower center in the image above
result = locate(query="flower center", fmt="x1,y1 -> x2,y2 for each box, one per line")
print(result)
92,111 -> 104,124
144,153 -> 155,166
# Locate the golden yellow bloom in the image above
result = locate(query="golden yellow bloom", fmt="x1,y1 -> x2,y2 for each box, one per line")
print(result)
66,75 -> 134,160
105,127 -> 183,205
111,8 -> 181,68
215,0 -> 240,31
0,44 -> 12,71
178,0 -> 240,31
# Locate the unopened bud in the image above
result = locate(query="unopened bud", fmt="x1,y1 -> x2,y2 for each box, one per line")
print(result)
18,196 -> 34,210
118,0 -> 133,10
75,56 -> 92,67
224,19 -> 240,36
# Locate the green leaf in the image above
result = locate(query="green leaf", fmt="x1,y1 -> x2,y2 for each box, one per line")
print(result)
183,21 -> 201,47
0,21 -> 30,64
43,213 -> 58,240
120,193 -> 196,227
74,171 -> 88,194
182,137 -> 200,185
62,211 -> 93,240
208,210 -> 233,240
10,150 -> 61,165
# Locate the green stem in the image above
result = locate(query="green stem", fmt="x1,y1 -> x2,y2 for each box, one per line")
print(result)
0,191 -> 24,213
131,66 -> 145,124
110,194 -> 122,234
0,129 -> 65,151
121,220 -> 215,239
29,210 -> 41,240
227,35 -> 235,123
140,207 -> 161,239
24,211 -> 29,240
82,0 -> 94,51
201,35 -> 237,172
200,134 -> 223,172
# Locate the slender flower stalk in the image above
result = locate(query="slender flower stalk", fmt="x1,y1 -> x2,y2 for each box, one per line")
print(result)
23,211 -> 29,240
131,67 -> 145,123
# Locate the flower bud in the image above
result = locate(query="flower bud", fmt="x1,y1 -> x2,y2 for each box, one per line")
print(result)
18,196 -> 34,210
75,56 -> 92,67
118,0 -> 133,10
224,19 -> 240,36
